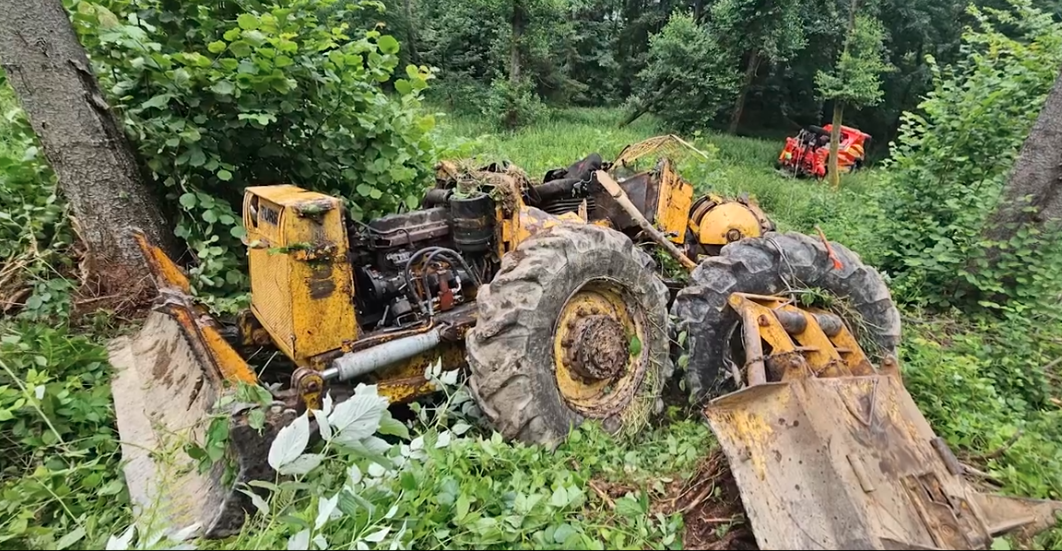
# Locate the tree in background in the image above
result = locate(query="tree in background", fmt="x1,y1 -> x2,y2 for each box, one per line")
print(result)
0,0 -> 178,296
710,0 -> 807,134
815,10 -> 890,188
625,12 -> 740,132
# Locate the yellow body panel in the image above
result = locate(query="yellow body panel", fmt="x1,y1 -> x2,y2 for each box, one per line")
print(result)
243,186 -> 357,367
697,201 -> 764,245
655,159 -> 694,244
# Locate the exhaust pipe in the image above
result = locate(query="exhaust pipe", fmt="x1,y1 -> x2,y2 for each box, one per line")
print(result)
321,329 -> 442,382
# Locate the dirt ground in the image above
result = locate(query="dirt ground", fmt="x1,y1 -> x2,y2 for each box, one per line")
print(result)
589,449 -> 758,550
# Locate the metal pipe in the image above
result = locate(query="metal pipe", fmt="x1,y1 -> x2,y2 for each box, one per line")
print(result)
812,312 -> 844,337
322,329 -> 442,382
741,307 -> 767,386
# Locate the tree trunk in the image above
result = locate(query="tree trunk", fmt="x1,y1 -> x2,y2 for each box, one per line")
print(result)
619,80 -> 681,128
0,0 -> 178,294
509,0 -> 524,85
728,50 -> 761,135
404,0 -> 420,64
985,70 -> 1062,243
693,0 -> 704,21
828,102 -> 845,189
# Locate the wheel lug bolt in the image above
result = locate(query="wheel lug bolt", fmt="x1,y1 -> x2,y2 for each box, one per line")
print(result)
758,314 -> 770,327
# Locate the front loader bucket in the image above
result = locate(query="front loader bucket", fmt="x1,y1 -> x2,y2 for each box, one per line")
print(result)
108,234 -> 280,538
705,371 -> 1062,550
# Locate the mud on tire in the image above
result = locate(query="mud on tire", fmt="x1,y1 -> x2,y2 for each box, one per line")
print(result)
671,231 -> 901,403
467,224 -> 671,448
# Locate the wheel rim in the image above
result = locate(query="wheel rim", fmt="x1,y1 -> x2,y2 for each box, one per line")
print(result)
551,278 -> 649,418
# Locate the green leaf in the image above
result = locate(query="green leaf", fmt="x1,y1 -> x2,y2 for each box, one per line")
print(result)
356,184 -> 372,197
991,538 -> 1012,551
615,494 -> 644,518
217,169 -> 233,181
394,79 -> 412,95
369,188 -> 383,200
553,524 -> 577,544
208,41 -> 227,54
189,148 -> 206,167
179,193 -> 197,209
455,493 -> 471,521
141,94 -> 172,109
56,526 -> 86,549
378,413 -> 410,440
550,487 -> 569,508
378,35 -> 400,54
405,195 -> 419,210
275,55 -> 293,68
229,41 -> 252,58
231,226 -> 247,239
629,335 -> 642,356
211,80 -> 235,96
237,13 -> 259,30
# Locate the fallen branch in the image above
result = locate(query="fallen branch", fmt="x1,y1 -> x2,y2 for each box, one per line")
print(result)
588,480 -> 615,510
967,430 -> 1023,461
679,480 -> 715,514
1042,357 -> 1062,372
962,463 -> 1004,486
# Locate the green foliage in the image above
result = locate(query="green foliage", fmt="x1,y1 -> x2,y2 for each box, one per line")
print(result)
484,77 -> 547,129
104,368 -> 708,550
815,15 -> 892,108
902,317 -> 1062,504
0,322 -> 127,549
630,12 -> 741,132
0,77 -> 76,322
69,0 -> 438,304
874,0 -> 1062,312
711,0 -> 807,63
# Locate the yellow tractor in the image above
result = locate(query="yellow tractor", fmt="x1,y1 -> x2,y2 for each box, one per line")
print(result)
109,137 -> 1061,548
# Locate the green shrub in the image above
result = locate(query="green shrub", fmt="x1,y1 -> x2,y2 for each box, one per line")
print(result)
873,0 -> 1062,313
71,0 -> 438,305
0,322 -> 127,549
484,77 -> 548,130
628,12 -> 740,133
0,77 -> 75,321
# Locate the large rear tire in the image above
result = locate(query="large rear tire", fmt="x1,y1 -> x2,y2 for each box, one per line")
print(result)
467,224 -> 671,447
671,231 -> 901,403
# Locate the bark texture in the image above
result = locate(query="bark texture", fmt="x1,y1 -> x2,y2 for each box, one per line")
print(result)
828,102 -> 844,188
728,50 -> 761,135
0,0 -> 177,292
985,70 -> 1062,241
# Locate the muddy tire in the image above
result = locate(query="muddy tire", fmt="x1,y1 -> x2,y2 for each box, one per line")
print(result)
467,224 -> 671,448
671,231 -> 901,403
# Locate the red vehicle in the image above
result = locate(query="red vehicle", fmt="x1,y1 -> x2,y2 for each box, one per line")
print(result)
777,124 -> 870,178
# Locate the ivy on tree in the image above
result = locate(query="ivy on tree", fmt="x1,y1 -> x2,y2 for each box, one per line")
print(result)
815,10 -> 891,188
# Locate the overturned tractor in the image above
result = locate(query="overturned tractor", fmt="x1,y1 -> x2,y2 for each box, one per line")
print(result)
110,136 -> 1060,549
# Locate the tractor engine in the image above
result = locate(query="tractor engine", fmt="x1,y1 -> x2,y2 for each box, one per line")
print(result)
347,192 -> 495,331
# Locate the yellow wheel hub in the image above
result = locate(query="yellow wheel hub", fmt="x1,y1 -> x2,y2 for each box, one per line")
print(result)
552,279 -> 648,417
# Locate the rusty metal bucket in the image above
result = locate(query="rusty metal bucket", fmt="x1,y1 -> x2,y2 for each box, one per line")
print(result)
108,233 -> 279,538
704,294 -> 1062,550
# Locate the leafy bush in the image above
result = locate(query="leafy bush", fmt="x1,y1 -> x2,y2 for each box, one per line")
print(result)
0,78 -> 75,321
629,12 -> 740,133
0,322 -> 127,549
484,77 -> 548,129
70,0 -> 438,304
873,0 -> 1062,312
